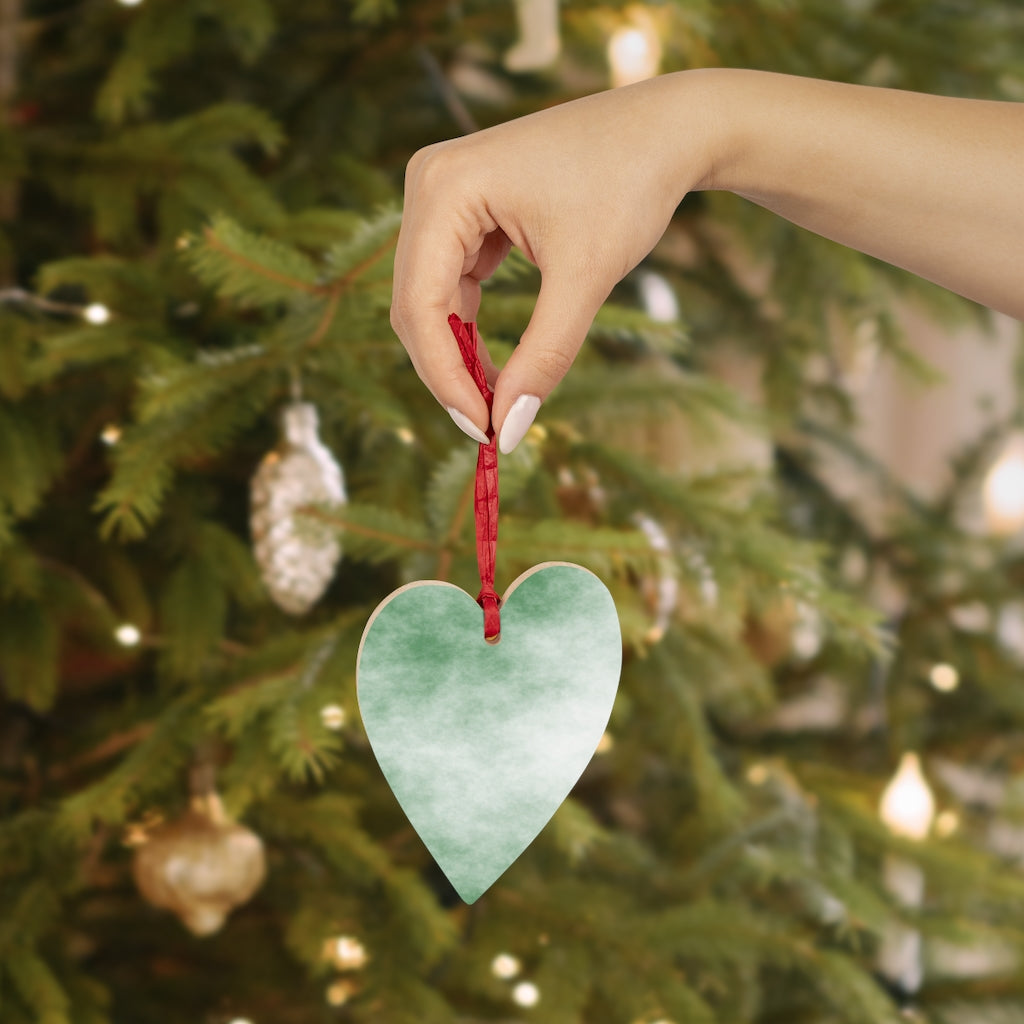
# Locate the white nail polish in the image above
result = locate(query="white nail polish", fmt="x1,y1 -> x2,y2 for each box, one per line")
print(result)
498,394 -> 541,454
446,406 -> 490,445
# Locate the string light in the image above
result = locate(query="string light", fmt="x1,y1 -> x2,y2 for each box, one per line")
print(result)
983,436 -> 1024,535
117,0 -> 145,6
325,981 -> 351,1007
511,981 -> 540,1007
879,753 -> 935,841
320,704 -> 346,730
100,423 -> 122,445
114,623 -> 142,647
878,754 -> 933,994
928,662 -> 960,692
608,13 -> 661,88
491,952 -> 521,979
83,302 -> 111,324
326,935 -> 368,970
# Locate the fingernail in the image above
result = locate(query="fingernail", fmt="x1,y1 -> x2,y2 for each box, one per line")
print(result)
498,394 -> 541,455
446,406 -> 490,445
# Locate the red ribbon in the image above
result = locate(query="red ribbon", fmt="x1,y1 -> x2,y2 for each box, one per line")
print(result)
448,313 -> 501,643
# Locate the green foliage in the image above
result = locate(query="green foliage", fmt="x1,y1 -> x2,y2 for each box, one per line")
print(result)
3,0 -> 1024,1021
183,214 -> 320,308
0,599 -> 58,712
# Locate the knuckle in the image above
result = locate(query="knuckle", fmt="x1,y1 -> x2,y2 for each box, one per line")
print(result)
535,344 -> 575,383
404,142 -> 455,193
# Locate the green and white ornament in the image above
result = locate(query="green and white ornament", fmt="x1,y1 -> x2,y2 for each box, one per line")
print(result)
357,562 -> 621,903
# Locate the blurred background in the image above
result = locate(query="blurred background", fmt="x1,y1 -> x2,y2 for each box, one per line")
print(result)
2,1 -> 1024,1022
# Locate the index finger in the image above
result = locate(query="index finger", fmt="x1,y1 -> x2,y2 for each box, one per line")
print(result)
390,159 -> 495,440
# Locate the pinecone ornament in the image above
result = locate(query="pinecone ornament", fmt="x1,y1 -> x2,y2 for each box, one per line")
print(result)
251,401 -> 346,615
132,793 -> 266,936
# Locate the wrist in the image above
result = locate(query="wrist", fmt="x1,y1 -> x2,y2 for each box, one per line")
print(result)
671,67 -> 758,195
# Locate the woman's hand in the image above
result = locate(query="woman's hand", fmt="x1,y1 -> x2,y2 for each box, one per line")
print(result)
390,72 -> 721,452
391,68 -> 1024,451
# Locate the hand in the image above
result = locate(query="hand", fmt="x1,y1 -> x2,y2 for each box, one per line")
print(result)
392,68 -> 1024,452
390,73 -> 720,452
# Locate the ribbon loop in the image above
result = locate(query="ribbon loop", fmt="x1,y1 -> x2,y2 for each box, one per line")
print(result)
448,314 -> 501,643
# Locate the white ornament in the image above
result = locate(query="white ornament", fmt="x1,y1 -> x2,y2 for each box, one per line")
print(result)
636,270 -> 680,323
632,513 -> 679,642
504,0 -> 560,72
250,401 -> 346,615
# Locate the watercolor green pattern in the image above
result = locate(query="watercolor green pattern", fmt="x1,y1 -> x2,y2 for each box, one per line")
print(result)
357,562 -> 622,903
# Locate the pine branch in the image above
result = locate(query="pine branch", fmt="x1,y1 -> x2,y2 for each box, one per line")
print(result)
497,517 -> 666,580
303,502 -> 435,560
186,214 -> 320,306
54,693 -> 207,839
4,948 -> 71,1024
321,206 -> 401,286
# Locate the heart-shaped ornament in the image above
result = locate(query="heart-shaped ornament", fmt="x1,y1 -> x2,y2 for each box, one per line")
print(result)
357,562 -> 621,903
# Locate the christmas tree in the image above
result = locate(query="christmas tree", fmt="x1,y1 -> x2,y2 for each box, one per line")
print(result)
3,1 -> 1024,1021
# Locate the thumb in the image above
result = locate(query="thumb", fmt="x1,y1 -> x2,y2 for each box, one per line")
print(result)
492,270 -> 607,454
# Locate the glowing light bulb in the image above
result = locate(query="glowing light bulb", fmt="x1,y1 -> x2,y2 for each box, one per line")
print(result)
512,981 -> 540,1007
83,302 -> 111,324
491,952 -> 521,979
320,704 -> 346,730
928,663 -> 959,692
608,22 -> 661,88
325,981 -> 350,1007
114,623 -> 141,647
984,437 -> 1024,535
328,935 -> 368,970
100,423 -> 122,445
879,753 -> 935,840
118,0 -> 144,6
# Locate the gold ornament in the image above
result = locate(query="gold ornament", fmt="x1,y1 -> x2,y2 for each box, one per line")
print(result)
250,401 -> 346,615
132,793 -> 266,936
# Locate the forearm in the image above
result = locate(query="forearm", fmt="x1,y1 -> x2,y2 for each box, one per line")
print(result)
690,69 -> 1024,318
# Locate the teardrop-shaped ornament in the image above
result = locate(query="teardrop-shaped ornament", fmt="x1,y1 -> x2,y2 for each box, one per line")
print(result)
250,401 -> 346,615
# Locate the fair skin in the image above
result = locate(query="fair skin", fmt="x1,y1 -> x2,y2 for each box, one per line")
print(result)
390,69 -> 1024,453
